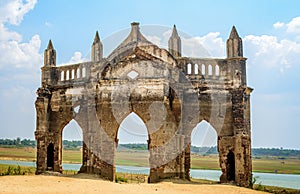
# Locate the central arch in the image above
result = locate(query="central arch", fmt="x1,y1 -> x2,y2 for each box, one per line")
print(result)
61,119 -> 83,173
116,112 -> 150,181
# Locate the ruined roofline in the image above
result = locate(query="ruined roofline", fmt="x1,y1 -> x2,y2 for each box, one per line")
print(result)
43,23 -> 245,68
106,22 -> 155,62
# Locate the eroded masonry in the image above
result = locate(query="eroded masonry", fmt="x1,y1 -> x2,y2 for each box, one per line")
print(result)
35,22 -> 253,187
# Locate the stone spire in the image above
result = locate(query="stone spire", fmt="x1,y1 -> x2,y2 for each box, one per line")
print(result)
168,25 -> 181,58
44,39 -> 56,66
171,24 -> 179,37
227,26 -> 243,58
92,31 -> 103,62
127,22 -> 149,43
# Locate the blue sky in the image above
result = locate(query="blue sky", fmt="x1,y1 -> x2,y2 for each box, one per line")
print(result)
0,0 -> 300,149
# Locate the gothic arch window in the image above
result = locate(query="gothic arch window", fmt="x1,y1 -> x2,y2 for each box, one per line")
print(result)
208,65 -> 213,76
187,63 -> 192,74
82,67 -> 86,78
215,65 -> 220,76
71,69 -> 75,79
61,71 -> 64,81
66,70 -> 70,80
194,64 -> 199,75
201,64 -> 206,75
77,68 -> 81,78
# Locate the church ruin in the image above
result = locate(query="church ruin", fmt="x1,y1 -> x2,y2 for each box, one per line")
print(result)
35,22 -> 253,187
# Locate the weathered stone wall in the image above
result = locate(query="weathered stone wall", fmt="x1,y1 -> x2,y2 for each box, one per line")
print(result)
35,22 -> 253,187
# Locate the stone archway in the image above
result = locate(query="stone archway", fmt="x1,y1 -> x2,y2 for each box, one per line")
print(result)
35,22 -> 253,187
61,119 -> 83,171
116,112 -> 150,178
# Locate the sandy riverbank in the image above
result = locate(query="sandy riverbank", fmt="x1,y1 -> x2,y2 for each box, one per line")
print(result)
0,174 -> 267,194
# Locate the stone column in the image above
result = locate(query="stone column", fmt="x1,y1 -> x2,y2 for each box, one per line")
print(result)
230,88 -> 252,187
35,88 -> 51,174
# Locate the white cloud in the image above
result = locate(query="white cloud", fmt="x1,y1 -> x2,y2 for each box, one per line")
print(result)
59,51 -> 88,66
286,16 -> 300,34
0,0 -> 42,70
161,29 -> 225,57
0,23 -> 22,41
182,32 -> 225,57
273,21 -> 284,29
0,34 -> 42,69
244,35 -> 300,73
0,0 -> 37,25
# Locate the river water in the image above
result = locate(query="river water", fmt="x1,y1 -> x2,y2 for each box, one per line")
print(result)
0,160 -> 299,190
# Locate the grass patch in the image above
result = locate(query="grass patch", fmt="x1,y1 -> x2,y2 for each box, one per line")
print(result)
115,176 -> 128,183
253,184 -> 300,194
115,172 -> 147,183
0,164 -> 35,176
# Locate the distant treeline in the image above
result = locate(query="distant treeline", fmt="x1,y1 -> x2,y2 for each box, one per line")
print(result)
0,138 -> 81,150
0,138 -> 36,147
1,139 -> 299,157
62,140 -> 82,150
252,148 -> 300,157
118,143 -> 148,150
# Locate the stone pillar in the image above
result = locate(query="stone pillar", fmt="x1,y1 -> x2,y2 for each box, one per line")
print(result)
184,136 -> 191,180
148,109 -> 181,183
35,87 -> 51,174
230,88 -> 252,187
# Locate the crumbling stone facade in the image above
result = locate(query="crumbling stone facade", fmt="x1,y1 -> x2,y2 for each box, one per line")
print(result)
35,22 -> 253,187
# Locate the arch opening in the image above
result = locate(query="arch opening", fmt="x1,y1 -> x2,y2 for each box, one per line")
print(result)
194,64 -> 199,75
226,150 -> 235,181
47,143 -> 54,170
208,65 -> 213,76
201,64 -> 205,75
62,119 -> 83,173
190,120 -> 219,171
60,71 -> 64,81
116,112 -> 149,181
76,68 -> 81,78
187,63 -> 192,74
215,65 -> 220,76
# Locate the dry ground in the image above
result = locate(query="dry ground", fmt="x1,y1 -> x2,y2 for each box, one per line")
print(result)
0,174 -> 267,194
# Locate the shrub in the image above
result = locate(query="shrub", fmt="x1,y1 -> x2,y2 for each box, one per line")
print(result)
115,176 -> 128,183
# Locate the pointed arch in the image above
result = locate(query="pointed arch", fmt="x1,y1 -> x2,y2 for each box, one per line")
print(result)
201,64 -> 205,75
47,143 -> 54,170
208,65 -> 213,76
60,71 -> 64,81
227,150 -> 235,181
188,120 -> 220,179
116,112 -> 149,172
194,64 -> 199,75
66,70 -> 70,80
187,63 -> 192,74
191,120 -> 218,152
82,67 -> 86,78
215,65 -> 220,76
62,119 -> 83,172
76,68 -> 81,78
71,69 -> 75,79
